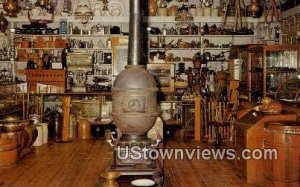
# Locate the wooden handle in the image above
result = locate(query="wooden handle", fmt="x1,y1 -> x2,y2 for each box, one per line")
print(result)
62,96 -> 71,141
194,96 -> 201,141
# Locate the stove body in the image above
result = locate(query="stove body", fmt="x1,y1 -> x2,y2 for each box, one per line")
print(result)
108,0 -> 163,183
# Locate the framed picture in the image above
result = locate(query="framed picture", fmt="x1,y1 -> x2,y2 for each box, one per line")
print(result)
112,36 -> 128,76
147,63 -> 175,93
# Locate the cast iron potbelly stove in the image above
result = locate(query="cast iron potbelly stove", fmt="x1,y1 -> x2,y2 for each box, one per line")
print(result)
107,0 -> 163,183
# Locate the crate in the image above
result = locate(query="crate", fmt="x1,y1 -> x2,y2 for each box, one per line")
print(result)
25,69 -> 66,93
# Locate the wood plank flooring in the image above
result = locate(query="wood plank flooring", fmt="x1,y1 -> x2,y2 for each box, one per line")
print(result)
0,140 -> 249,187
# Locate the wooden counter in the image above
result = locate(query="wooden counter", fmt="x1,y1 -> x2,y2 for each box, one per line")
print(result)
233,110 -> 297,184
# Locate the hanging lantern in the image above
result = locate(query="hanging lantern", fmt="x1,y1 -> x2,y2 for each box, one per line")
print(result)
3,0 -> 20,17
0,12 -> 8,33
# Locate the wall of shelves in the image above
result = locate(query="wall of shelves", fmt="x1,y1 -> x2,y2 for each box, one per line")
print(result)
0,0 -> 267,95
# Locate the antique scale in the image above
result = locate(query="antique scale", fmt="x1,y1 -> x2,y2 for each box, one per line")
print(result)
107,0 -> 163,184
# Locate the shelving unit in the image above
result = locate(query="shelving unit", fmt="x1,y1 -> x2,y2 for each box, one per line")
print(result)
146,13 -> 260,95
0,5 -> 263,96
238,44 -> 300,102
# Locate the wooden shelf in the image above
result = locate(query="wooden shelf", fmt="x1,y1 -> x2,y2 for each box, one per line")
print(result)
16,48 -> 112,51
146,16 -> 260,23
149,35 -> 202,37
203,35 -> 256,37
17,48 -> 64,50
8,16 -> 130,23
15,34 -> 123,37
203,48 -> 230,50
150,47 -> 229,50
72,48 -> 112,51
150,48 -> 202,50
149,34 -> 255,37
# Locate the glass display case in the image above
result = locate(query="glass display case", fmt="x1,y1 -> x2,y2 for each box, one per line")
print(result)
239,45 -> 300,102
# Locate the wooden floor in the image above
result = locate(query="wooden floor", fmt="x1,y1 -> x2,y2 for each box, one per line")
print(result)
0,140 -> 249,187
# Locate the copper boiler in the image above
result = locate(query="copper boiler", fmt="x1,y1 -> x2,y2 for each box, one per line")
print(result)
111,0 -> 158,141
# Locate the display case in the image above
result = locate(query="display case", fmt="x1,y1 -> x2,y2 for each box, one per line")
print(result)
238,45 -> 300,102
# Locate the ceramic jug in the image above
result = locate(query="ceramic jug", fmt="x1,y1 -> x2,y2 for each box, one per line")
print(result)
148,0 -> 158,16
167,5 -> 178,16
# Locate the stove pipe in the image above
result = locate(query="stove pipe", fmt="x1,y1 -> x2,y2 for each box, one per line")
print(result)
111,0 -> 158,141
128,0 -> 142,66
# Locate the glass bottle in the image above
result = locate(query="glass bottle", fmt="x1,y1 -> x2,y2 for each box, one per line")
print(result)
161,24 -> 167,35
106,38 -> 112,49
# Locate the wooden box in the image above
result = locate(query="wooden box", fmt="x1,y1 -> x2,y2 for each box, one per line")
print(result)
25,69 -> 66,93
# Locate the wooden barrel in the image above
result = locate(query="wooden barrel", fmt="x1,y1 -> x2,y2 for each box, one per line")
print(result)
264,121 -> 300,186
0,132 -> 18,166
0,120 -> 22,154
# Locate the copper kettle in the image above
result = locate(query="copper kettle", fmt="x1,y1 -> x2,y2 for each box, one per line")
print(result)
3,0 -> 19,17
